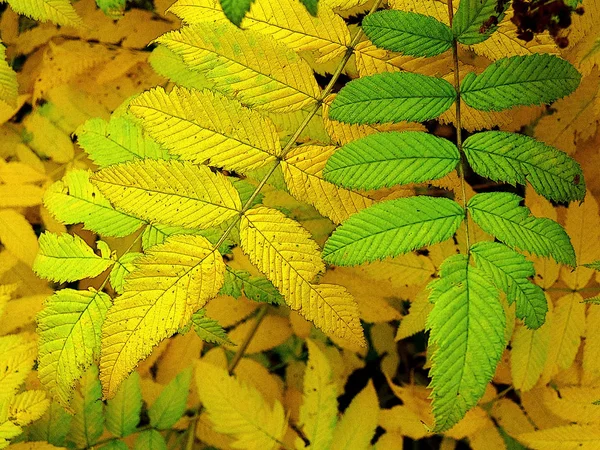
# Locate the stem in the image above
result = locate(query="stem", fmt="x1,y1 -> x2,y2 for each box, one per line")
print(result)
228,304 -> 270,374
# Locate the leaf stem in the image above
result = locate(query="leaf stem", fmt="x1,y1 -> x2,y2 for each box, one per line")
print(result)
228,304 -> 270,374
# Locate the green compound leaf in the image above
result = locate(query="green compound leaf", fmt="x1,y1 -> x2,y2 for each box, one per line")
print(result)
68,365 -> 104,448
219,0 -> 255,26
323,131 -> 459,190
323,196 -> 464,266
471,241 -> 547,329
221,268 -> 284,305
37,288 -> 112,408
461,54 -> 581,111
329,72 -> 456,124
426,254 -> 506,432
34,232 -> 115,284
468,192 -> 576,266
463,131 -> 585,203
362,10 -> 452,57
452,0 -> 509,45
149,367 -> 192,430
105,371 -> 142,437
44,170 -> 144,238
134,429 -> 167,450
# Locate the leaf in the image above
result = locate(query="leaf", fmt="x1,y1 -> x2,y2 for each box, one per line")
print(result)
452,0 -> 509,45
518,424 -> 600,449
133,429 -> 167,450
463,131 -> 585,203
0,44 -> 17,107
129,86 -> 281,173
396,290 -> 433,341
100,235 -> 225,398
156,23 -> 321,112
194,359 -> 287,450
76,116 -> 171,168
0,209 -> 39,267
323,196 -> 464,266
329,72 -> 456,124
282,145 -> 373,224
149,45 -> 212,91
105,371 -> 142,437
191,309 -> 232,345
471,241 -> 547,329
68,365 -> 104,448
467,192 -> 576,266
169,0 -> 349,63
323,131 -> 460,190
461,54 -> 582,111
219,0 -> 255,25
240,207 -> 365,346
37,288 -> 112,407
221,268 -> 284,305
331,380 -> 378,450
109,252 -> 142,294
33,232 -> 115,284
362,10 -> 452,57
9,391 -> 49,426
43,170 -> 144,238
5,0 -> 83,27
92,159 -> 241,230
298,340 -> 338,450
149,367 -> 192,429
426,255 -> 505,432
26,401 -> 71,446
299,0 -> 318,15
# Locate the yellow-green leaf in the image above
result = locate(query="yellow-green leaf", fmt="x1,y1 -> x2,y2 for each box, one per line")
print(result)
5,0 -> 83,27
332,380 -> 378,450
9,391 -> 49,426
105,372 -> 142,437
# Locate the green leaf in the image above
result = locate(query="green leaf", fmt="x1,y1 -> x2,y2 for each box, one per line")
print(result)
452,0 -> 509,44
323,131 -> 459,190
584,261 -> 600,271
191,309 -> 232,345
134,429 -> 167,450
463,131 -> 585,203
94,0 -> 125,18
426,255 -> 505,432
33,232 -> 115,284
362,10 -> 453,57
471,241 -> 547,329
68,365 -> 104,448
299,0 -> 318,15
468,192 -> 576,266
461,54 -> 581,111
76,116 -> 171,168
99,441 -> 130,450
105,371 -> 142,437
149,367 -> 192,430
37,288 -> 112,408
221,268 -> 284,305
27,401 -> 72,446
44,170 -> 144,238
219,0 -> 255,26
109,252 -> 142,294
329,72 -> 456,124
323,196 -> 464,266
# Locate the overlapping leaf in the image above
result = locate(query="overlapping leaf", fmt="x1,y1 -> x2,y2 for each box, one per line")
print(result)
149,367 -> 192,430
100,235 -> 225,397
0,44 -> 17,108
218,0 -> 255,25
5,0 -> 83,27
452,0 -> 509,44
105,372 -> 142,437
191,309 -> 232,344
67,366 -> 104,448
468,192 -> 576,266
323,196 -> 464,266
323,131 -> 459,189
221,268 -> 283,305
463,131 -> 585,203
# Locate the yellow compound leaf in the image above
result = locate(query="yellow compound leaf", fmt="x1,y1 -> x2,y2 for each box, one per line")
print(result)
100,235 -> 225,398
195,360 -> 287,450
129,86 -> 281,173
169,0 -> 350,63
518,424 -> 600,450
0,333 -> 36,402
282,145 -> 373,224
583,305 -> 600,385
240,207 -> 365,347
156,23 -> 321,113
9,391 -> 49,426
92,159 -> 241,230
332,380 -> 378,450
227,315 -> 293,354
0,210 -> 39,267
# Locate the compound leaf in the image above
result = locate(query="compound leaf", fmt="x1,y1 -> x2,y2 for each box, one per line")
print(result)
149,367 -> 192,430
105,371 -> 142,437
323,196 -> 464,266
362,10 -> 452,57
329,72 -> 456,124
461,54 -> 581,111
426,255 -> 505,432
100,235 -> 225,398
452,0 -> 509,44
463,131 -> 585,203
468,192 -> 576,266
323,131 -> 459,190
240,207 -> 365,346
92,159 -> 241,230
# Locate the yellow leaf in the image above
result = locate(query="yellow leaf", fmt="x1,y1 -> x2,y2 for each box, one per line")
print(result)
0,43 -> 17,108
0,184 -> 44,208
9,391 -> 49,426
129,86 -> 281,173
100,235 -> 225,398
444,407 -> 490,440
92,159 -> 241,229
227,315 -> 293,354
0,210 -> 39,267
155,332 -> 204,385
490,398 -> 535,437
194,411 -> 235,450
543,387 -> 600,423
371,323 -> 400,379
7,442 -> 67,449
240,207 -> 365,346
331,380 -> 378,450
4,0 -> 82,27
468,424 -> 506,450
194,360 -> 287,450
0,333 -> 36,401
23,111 -> 75,164
169,0 -> 350,63
583,305 -> 600,384
373,432 -> 405,450
379,405 -> 431,440
518,424 -> 600,450
389,0 -> 450,24
205,295 -> 258,328
282,145 -> 373,224
396,289 -> 433,341
235,358 -> 284,408
521,388 -> 569,430
0,160 -> 46,185
156,23 -> 321,113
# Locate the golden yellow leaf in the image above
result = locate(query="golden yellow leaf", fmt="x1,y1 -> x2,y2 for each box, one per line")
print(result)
227,315 -> 293,354
490,398 -> 535,437
469,425 -> 507,450
543,387 -> 600,424
379,405 -> 431,440
0,160 -> 46,185
371,323 -> 400,379
389,0 -> 450,24
195,411 -> 235,450
444,407 -> 490,440
519,424 -> 600,450
521,388 -> 570,430
155,332 -> 204,385
583,305 -> 600,385
9,390 -> 49,426
332,380 -> 378,450
205,295 -> 258,328
373,432 -> 405,450
23,111 -> 74,164
0,210 -> 39,267
235,358 -> 284,408
0,333 -> 37,401
396,289 -> 433,341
